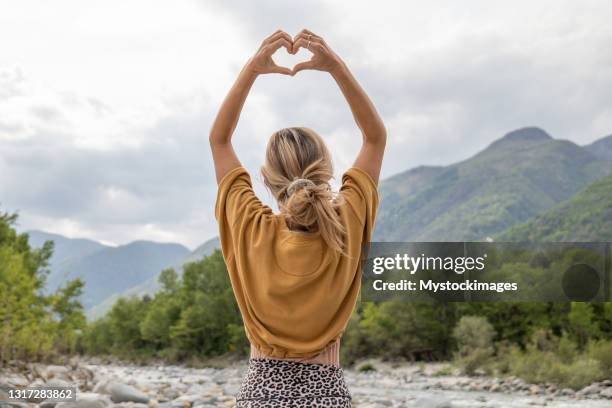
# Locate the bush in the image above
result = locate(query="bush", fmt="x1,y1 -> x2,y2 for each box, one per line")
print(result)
227,323 -> 249,356
505,336 -> 605,390
452,316 -> 495,375
547,357 -> 603,390
506,347 -> 552,384
556,333 -> 578,364
587,339 -> 612,378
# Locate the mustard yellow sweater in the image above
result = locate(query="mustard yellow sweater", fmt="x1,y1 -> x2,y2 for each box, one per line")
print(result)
215,166 -> 379,358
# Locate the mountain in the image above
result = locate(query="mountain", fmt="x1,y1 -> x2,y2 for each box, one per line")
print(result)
374,127 -> 612,241
496,175 -> 612,242
585,134 -> 612,161
87,236 -> 220,319
27,231 -> 190,311
27,230 -> 108,287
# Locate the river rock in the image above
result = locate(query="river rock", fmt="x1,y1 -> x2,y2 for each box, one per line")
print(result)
600,387 -> 612,399
579,384 -> 601,396
414,397 -> 455,408
3,376 -> 28,388
0,402 -> 29,408
93,379 -> 112,394
45,366 -> 70,379
108,383 -> 150,404
45,378 -> 72,389
221,383 -> 240,396
0,385 -> 13,402
528,385 -> 541,395
39,400 -> 59,408
55,395 -> 109,408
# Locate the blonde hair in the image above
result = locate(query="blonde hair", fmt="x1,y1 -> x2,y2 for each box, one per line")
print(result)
261,127 -> 346,253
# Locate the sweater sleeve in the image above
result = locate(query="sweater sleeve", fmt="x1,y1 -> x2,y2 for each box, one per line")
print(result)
214,167 -> 273,259
339,167 -> 380,246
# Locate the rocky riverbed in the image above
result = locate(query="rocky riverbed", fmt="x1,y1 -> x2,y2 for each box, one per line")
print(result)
1,358 -> 611,408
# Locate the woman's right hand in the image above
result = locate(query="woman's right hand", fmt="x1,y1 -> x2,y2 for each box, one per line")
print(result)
291,29 -> 344,75
246,30 -> 294,76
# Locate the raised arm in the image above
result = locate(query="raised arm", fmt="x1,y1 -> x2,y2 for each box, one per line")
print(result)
209,30 -> 293,184
292,29 -> 387,184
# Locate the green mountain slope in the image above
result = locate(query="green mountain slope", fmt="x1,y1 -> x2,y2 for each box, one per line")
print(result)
374,127 -> 612,241
87,236 -> 220,319
496,174 -> 612,242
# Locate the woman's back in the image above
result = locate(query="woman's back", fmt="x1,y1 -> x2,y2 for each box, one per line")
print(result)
215,165 -> 379,358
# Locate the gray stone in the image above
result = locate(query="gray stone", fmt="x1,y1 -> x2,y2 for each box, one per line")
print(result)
45,366 -> 70,379
578,383 -> 601,395
108,383 -> 150,404
45,379 -> 72,389
0,387 -> 12,402
0,403 -> 29,408
221,383 -> 240,396
600,387 -> 612,399
93,380 -> 111,394
414,397 -> 454,408
55,398 -> 108,408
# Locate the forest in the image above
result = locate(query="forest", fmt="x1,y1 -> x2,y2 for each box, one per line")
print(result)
2,211 -> 610,390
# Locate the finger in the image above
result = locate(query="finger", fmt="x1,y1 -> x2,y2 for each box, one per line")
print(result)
292,32 -> 327,54
294,33 -> 324,50
292,60 -> 316,74
296,29 -> 330,49
269,64 -> 293,76
263,38 -> 292,55
294,29 -> 322,42
261,31 -> 292,49
264,29 -> 289,43
292,38 -> 324,54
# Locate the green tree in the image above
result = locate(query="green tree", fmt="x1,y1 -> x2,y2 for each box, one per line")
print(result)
452,315 -> 495,374
107,296 -> 151,355
568,302 -> 600,348
0,210 -> 85,362
51,278 -> 86,353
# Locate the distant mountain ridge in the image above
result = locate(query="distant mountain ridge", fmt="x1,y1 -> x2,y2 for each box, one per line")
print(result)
27,230 -> 190,311
27,230 -> 107,270
585,134 -> 612,161
373,127 -> 612,241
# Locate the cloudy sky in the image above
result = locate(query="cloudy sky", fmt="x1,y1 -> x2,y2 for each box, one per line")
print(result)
1,0 -> 611,249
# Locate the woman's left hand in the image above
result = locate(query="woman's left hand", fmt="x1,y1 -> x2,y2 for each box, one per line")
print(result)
291,29 -> 343,74
246,30 -> 294,76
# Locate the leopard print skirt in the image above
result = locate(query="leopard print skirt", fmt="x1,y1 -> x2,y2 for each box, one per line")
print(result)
235,358 -> 352,407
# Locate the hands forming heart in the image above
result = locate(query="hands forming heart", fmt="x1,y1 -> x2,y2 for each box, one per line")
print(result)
246,29 -> 343,76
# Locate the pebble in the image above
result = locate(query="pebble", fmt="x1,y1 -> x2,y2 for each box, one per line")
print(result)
108,383 -> 149,404
2,358 -> 612,408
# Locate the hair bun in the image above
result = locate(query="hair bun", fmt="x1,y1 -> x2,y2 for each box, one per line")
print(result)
286,178 -> 316,196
